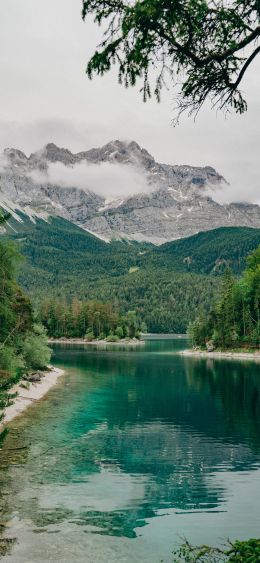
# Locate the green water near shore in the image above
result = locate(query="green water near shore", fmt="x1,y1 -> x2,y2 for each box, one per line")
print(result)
0,338 -> 260,562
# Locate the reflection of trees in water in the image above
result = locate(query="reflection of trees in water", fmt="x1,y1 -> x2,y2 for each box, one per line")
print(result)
184,358 -> 260,451
0,428 -> 30,553
1,351 -> 260,542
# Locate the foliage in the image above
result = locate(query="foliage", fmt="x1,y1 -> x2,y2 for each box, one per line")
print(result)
172,538 -> 260,562
21,324 -> 51,370
5,216 -> 260,334
0,210 -> 11,225
115,325 -> 124,338
0,346 -> 24,379
38,298 -> 142,340
190,246 -> 260,349
153,227 -> 260,275
85,330 -> 95,341
82,0 -> 260,118
0,212 -> 51,421
106,333 -> 120,342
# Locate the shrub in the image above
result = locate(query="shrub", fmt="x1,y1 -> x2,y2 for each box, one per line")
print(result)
0,346 -> 24,377
21,324 -> 51,370
85,330 -> 94,341
115,326 -> 124,339
106,334 -> 119,342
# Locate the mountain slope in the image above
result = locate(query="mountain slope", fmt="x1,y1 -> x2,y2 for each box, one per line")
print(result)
1,140 -> 260,243
4,216 -> 260,332
4,213 -> 149,292
149,226 -> 260,274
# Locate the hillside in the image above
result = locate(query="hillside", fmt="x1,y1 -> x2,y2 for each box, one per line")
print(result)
4,215 -> 260,333
4,213 -> 148,291
149,226 -> 260,275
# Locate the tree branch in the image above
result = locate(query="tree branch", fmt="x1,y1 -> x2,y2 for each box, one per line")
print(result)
231,44 -> 260,89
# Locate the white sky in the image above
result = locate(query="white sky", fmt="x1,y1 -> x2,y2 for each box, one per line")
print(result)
0,0 -> 259,203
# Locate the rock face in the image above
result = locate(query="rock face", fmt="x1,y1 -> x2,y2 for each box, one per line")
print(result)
1,140 -> 260,244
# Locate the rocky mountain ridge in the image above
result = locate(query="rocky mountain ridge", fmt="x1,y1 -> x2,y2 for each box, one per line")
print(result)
1,140 -> 260,244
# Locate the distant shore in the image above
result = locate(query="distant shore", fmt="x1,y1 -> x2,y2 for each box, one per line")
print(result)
180,349 -> 260,361
48,337 -> 144,345
0,366 -> 64,429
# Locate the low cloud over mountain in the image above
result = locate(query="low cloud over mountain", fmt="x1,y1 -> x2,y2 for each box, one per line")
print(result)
1,140 -> 260,244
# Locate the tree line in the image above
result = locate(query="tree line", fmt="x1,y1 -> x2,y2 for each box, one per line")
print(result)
190,246 -> 260,350
6,217 -> 260,335
38,299 -> 146,341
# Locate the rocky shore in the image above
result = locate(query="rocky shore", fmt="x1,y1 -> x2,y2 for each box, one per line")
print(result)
180,349 -> 260,361
0,366 -> 64,429
48,337 -> 144,345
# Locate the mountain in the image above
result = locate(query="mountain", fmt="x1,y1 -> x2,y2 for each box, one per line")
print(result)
1,140 -> 260,244
4,214 -> 260,332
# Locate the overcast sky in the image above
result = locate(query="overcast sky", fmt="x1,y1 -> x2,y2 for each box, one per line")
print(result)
0,0 -> 259,203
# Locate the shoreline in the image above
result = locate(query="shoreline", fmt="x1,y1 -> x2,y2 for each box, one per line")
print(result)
0,366 -> 64,429
48,337 -> 144,345
180,349 -> 260,361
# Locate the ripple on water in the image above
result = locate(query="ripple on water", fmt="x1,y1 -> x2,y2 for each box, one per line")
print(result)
1,339 -> 260,562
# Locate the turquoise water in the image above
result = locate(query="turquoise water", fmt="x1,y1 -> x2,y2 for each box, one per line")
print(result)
1,338 -> 260,562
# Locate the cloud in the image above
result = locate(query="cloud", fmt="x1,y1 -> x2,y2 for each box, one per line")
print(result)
208,184 -> 260,206
0,119 -> 103,156
206,167 -> 260,205
29,161 -> 151,200
0,153 -> 9,171
0,0 -> 259,207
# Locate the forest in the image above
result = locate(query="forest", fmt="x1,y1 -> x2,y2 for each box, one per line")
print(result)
190,246 -> 260,350
4,214 -> 260,334
0,212 -> 51,422
1,212 -> 260,344
39,300 -> 145,340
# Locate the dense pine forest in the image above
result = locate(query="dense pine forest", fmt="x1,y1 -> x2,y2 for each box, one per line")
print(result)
39,300 -> 144,340
190,246 -> 260,349
4,214 -> 260,334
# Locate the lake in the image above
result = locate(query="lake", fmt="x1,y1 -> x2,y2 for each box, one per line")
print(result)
1,338 -> 260,562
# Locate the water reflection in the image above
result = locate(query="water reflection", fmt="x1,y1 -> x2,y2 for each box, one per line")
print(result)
0,340 -> 260,560
184,356 -> 260,449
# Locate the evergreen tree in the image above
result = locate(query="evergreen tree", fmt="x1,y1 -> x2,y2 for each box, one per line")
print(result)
190,246 -> 260,349
0,209 -> 51,422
